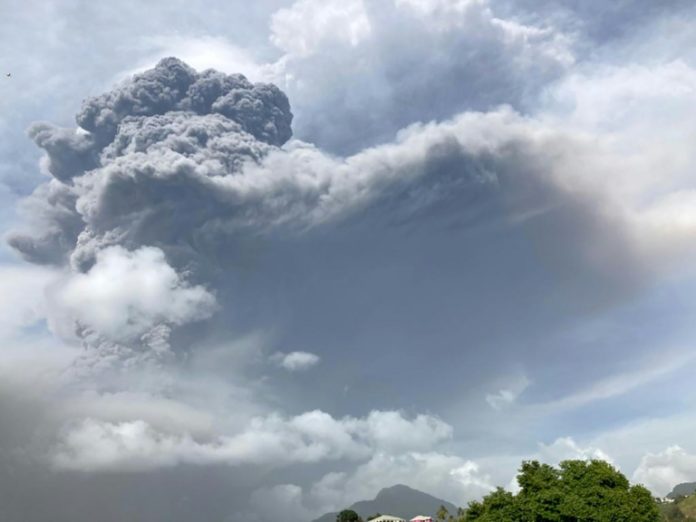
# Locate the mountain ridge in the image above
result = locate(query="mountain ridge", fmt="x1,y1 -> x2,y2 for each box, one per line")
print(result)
668,482 -> 696,499
312,484 -> 458,522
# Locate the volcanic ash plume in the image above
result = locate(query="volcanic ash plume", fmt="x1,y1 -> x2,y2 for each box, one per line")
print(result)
10,57 -> 293,273
9,57 -> 293,366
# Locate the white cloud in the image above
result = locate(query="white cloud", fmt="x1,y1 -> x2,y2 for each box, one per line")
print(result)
267,0 -> 573,152
356,410 -> 453,453
543,60 -> 696,134
586,411 -> 696,467
450,460 -> 497,494
48,246 -> 217,342
270,0 -> 371,57
538,436 -> 613,465
0,263 -> 55,336
51,409 -> 452,472
120,35 -> 272,83
468,438 -> 616,497
394,0 -> 482,16
633,446 -> 696,496
256,451 -> 495,521
271,351 -> 320,371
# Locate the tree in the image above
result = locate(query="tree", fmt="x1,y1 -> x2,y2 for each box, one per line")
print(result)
337,510 -> 363,522
463,488 -> 521,521
462,459 -> 660,522
437,505 -> 451,522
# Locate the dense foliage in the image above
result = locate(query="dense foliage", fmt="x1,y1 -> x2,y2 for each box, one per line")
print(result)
333,460 -> 666,522
338,510 -> 363,522
461,459 -> 660,522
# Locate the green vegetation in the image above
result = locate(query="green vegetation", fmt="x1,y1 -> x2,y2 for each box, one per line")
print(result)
461,459 -> 660,521
679,495 -> 696,519
659,493 -> 696,521
335,459 -> 681,522
338,510 -> 363,522
437,504 -> 465,522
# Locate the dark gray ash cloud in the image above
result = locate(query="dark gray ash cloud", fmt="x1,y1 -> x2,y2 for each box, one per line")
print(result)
78,57 -> 292,148
8,58 -> 647,362
9,57 -> 292,271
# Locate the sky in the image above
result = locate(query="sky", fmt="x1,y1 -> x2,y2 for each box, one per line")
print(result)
1,0 -> 696,520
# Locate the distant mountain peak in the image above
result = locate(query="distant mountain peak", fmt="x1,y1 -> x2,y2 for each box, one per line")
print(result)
311,484 -> 457,522
668,482 -> 696,499
376,484 -> 424,497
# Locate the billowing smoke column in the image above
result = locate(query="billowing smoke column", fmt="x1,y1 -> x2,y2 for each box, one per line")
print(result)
8,57 -> 551,369
10,57 -> 509,284
10,57 -> 293,273
8,58 -> 293,366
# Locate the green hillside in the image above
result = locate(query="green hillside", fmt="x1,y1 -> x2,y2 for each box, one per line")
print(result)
660,493 -> 696,521
677,495 -> 696,519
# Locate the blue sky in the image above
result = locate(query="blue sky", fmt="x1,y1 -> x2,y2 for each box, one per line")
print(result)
2,1 -> 696,520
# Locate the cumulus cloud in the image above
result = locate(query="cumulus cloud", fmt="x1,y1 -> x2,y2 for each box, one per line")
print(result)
0,264 -> 55,335
52,409 -> 452,472
270,0 -> 574,152
632,446 -> 696,496
271,0 -> 371,57
49,246 -> 216,343
253,451 -> 495,521
537,436 -> 613,465
271,351 -> 320,371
